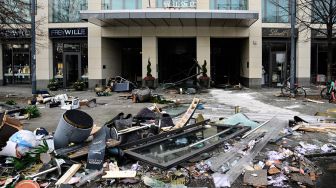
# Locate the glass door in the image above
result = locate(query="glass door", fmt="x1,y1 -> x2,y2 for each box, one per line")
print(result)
63,53 -> 81,88
270,52 -> 287,87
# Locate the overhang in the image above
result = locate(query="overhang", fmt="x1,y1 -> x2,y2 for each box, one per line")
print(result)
80,9 -> 258,27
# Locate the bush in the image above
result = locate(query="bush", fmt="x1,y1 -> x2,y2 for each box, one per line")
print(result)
5,100 -> 16,105
24,105 -> 40,119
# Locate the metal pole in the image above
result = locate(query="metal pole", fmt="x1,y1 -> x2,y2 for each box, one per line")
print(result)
290,0 -> 296,96
31,0 -> 36,94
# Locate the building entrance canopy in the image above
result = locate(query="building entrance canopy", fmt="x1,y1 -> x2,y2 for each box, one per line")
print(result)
80,10 -> 258,27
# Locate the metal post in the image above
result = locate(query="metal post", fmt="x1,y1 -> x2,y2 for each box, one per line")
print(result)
31,0 -> 36,94
290,0 -> 296,96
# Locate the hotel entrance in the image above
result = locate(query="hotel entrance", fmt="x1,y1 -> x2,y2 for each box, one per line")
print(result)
210,38 -> 245,86
158,38 -> 197,83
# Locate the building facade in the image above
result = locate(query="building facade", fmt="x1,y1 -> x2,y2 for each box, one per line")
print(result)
0,0 -> 325,89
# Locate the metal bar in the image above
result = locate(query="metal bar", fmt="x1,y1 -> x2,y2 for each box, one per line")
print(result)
120,119 -> 210,148
241,118 -> 273,139
290,0 -> 296,96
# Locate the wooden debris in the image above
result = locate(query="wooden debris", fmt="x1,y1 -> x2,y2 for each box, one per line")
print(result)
102,171 -> 136,179
173,98 -> 200,129
268,166 -> 281,175
55,164 -> 81,185
243,170 -> 267,187
304,98 -> 324,104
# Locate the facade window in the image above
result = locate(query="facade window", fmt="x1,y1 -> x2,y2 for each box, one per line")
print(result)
0,0 -> 31,24
262,0 -> 289,23
311,1 -> 336,23
49,0 -> 88,23
210,0 -> 248,10
102,0 -> 142,10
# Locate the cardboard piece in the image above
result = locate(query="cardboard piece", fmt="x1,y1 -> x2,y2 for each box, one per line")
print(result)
102,170 -> 136,179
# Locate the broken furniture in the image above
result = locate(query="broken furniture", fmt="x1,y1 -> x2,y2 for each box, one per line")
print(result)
53,110 -> 93,149
111,76 -> 136,92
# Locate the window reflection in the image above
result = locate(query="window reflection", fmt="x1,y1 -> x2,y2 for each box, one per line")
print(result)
102,0 -> 142,10
262,0 -> 289,23
210,0 -> 248,10
1,0 -> 31,23
49,0 -> 87,23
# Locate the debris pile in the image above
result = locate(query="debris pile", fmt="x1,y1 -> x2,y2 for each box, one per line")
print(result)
1,97 -> 336,187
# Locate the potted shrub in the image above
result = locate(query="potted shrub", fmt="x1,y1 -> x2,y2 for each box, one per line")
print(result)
73,80 -> 86,91
199,60 -> 210,88
143,58 -> 155,88
47,78 -> 59,91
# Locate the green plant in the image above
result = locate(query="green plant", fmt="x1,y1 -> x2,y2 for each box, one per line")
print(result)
47,78 -> 59,91
24,105 -> 40,119
5,100 -> 16,105
73,80 -> 86,91
9,140 -> 49,171
144,58 -> 155,81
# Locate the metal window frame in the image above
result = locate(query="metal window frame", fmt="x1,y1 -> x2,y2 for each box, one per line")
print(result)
124,125 -> 250,169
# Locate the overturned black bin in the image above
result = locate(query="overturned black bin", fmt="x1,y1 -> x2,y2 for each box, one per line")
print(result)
54,109 -> 93,149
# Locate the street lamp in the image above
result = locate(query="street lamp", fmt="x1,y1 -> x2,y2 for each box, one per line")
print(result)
290,0 -> 296,96
31,0 -> 36,94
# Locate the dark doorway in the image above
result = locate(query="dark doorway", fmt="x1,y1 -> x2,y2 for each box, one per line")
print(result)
210,38 -> 244,86
158,38 -> 197,83
63,53 -> 81,87
111,38 -> 142,83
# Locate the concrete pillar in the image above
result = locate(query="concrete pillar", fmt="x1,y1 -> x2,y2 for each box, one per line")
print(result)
197,36 -> 210,77
36,0 -> 50,89
0,44 -> 3,85
88,25 -> 103,87
88,0 -> 103,88
197,0 -> 209,9
296,30 -> 311,86
247,0 -> 262,88
142,36 -> 157,80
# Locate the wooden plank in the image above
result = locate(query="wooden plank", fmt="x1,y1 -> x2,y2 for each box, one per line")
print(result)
55,164 -> 81,185
102,170 -> 136,179
173,98 -> 200,129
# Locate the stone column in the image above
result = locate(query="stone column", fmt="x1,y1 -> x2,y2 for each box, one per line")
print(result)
142,36 -> 158,85
88,0 -> 103,88
36,0 -> 51,89
296,30 -> 311,86
247,0 -> 262,88
197,36 -> 211,77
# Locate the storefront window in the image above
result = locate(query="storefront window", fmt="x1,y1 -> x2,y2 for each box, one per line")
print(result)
102,0 -> 142,10
3,43 -> 31,85
52,40 -> 88,88
156,0 -> 197,9
262,0 -> 289,23
1,0 -> 31,23
210,0 -> 248,10
49,0 -> 87,23
262,41 -> 291,87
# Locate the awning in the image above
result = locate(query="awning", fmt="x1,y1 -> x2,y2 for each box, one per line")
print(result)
80,9 -> 258,27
